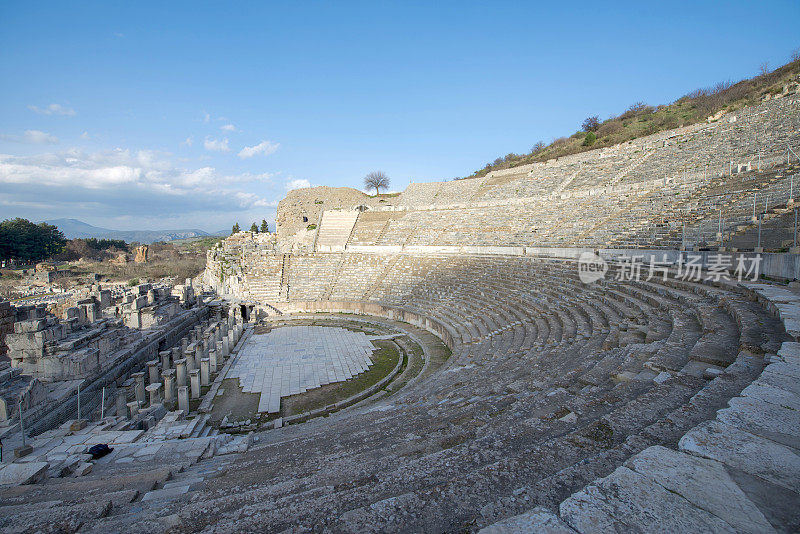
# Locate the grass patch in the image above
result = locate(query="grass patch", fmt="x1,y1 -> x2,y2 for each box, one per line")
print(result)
283,339 -> 401,416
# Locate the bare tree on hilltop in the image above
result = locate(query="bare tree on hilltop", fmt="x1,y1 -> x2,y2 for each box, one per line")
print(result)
364,171 -> 390,196
582,116 -> 600,132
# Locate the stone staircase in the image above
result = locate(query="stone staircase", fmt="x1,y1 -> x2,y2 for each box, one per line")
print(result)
315,210 -> 359,251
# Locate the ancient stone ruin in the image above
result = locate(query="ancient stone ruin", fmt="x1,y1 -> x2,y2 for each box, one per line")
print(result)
0,94 -> 798,532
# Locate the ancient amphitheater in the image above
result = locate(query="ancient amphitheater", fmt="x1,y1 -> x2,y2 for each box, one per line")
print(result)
1,95 -> 800,532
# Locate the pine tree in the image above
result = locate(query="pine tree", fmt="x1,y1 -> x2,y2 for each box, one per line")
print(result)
250,222 -> 259,233
260,219 -> 269,233
231,223 -> 240,234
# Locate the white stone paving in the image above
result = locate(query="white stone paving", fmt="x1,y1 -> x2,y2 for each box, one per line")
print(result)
227,326 -> 377,413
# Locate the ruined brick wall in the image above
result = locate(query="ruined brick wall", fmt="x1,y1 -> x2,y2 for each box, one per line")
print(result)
0,299 -> 14,362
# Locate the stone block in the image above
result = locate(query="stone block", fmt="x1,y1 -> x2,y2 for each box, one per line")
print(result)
0,462 -> 49,486
479,507 -> 576,533
69,419 -> 88,431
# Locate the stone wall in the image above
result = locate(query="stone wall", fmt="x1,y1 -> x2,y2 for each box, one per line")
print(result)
271,95 -> 800,251
276,186 -> 399,249
0,299 -> 14,361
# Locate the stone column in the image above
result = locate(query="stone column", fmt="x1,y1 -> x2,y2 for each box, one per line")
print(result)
211,346 -> 220,373
126,401 -> 139,419
203,334 -> 211,359
181,337 -> 189,354
185,346 -> 196,372
116,389 -> 128,417
146,383 -> 162,406
177,386 -> 189,412
222,336 -> 230,358
132,372 -> 146,405
190,369 -> 201,399
172,346 -> 181,366
147,360 -> 160,385
162,370 -> 175,403
160,350 -> 171,371
175,358 -> 187,388
200,358 -> 210,386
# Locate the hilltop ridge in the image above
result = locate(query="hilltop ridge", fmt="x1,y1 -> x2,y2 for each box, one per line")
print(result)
470,55 -> 800,178
44,218 -> 224,244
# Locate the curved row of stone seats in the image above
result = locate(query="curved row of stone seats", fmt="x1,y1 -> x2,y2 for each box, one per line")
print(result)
430,177 -> 488,206
458,97 -> 799,207
7,255 -> 792,531
150,261 -> 784,532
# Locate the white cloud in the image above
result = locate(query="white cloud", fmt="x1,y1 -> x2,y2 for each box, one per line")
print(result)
0,130 -> 59,144
203,137 -> 230,152
0,148 -> 274,204
239,140 -> 280,159
203,111 -> 211,124
182,136 -> 193,147
28,103 -> 76,116
285,178 -> 311,191
80,131 -> 90,140
220,124 -> 237,132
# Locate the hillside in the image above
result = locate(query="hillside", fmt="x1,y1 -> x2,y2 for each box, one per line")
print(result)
470,55 -> 800,178
44,218 -> 223,244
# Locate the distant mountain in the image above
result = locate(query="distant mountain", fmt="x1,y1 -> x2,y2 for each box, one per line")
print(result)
44,218 -> 218,244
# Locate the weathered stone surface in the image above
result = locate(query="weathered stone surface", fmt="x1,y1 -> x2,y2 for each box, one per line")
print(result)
0,461 -> 49,486
679,420 -> 800,491
740,382 -> 800,411
560,466 -> 735,533
479,507 -> 576,534
717,396 -> 800,448
757,369 -> 800,396
624,446 -> 774,533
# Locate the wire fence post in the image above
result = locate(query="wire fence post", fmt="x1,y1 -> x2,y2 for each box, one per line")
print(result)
18,400 -> 25,447
758,217 -> 762,250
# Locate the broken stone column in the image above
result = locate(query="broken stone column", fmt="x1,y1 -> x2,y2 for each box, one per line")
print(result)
175,358 -> 187,388
181,337 -> 188,354
126,401 -> 139,419
132,372 -> 146,405
172,346 -> 181,366
222,336 -> 230,358
116,389 -> 128,417
190,369 -> 201,399
200,358 -> 210,386
177,386 -> 189,412
147,360 -> 160,385
211,346 -> 220,373
160,350 -> 171,371
162,370 -> 175,403
185,346 -> 196,372
99,289 -> 111,309
146,383 -> 162,406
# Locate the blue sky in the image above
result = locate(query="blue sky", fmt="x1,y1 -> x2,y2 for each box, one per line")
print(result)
1,1 -> 798,232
